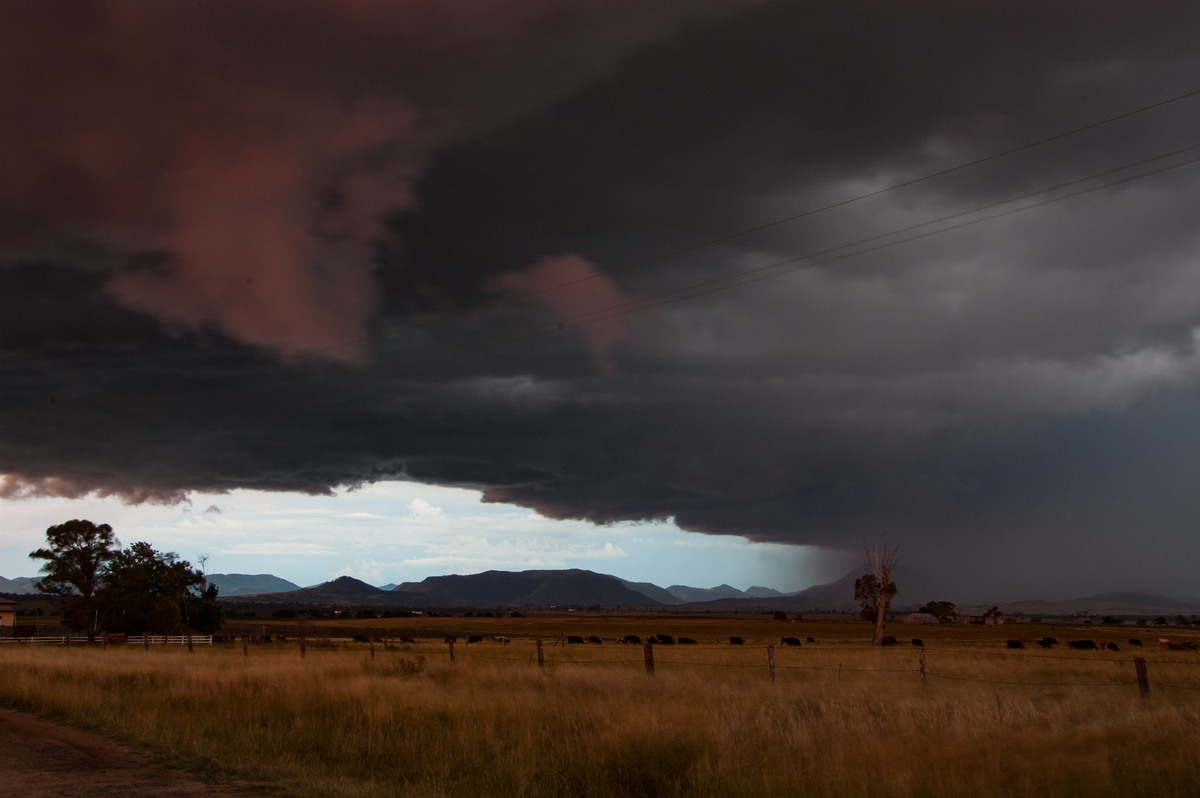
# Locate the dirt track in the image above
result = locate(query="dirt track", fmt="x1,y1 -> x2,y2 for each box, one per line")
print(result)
0,709 -> 285,797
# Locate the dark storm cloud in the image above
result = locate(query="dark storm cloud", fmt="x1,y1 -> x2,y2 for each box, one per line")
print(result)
4,1 -> 1200,599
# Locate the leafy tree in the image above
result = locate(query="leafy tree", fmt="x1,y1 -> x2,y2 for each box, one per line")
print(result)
918,600 -> 958,623
96,541 -> 222,635
30,519 -> 119,642
855,574 -> 898,624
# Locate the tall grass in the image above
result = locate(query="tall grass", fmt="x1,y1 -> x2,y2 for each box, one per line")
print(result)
2,633 -> 1199,797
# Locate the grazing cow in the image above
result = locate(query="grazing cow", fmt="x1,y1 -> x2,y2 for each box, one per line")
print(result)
729,636 -> 745,645
352,635 -> 369,643
880,636 -> 899,646
806,637 -> 816,643
566,635 -> 585,644
617,635 -> 642,645
493,636 -> 510,645
678,637 -> 698,645
1068,640 -> 1098,650
652,634 -> 675,645
1106,642 -> 1120,651
1040,637 -> 1059,647
444,636 -> 457,644
467,635 -> 484,644
1006,640 -> 1025,649
1128,638 -> 1144,647
1158,638 -> 1173,646
780,637 -> 802,647
911,639 -> 924,647
1036,639 -> 1054,648
587,636 -> 603,644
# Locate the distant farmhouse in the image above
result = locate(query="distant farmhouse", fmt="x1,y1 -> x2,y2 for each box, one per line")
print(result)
0,599 -> 15,629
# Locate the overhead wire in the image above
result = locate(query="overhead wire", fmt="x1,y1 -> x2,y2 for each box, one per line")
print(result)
301,86 -> 1200,362
378,143 -> 1200,363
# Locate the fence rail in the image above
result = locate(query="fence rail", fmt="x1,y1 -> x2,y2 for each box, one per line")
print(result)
0,634 -> 213,646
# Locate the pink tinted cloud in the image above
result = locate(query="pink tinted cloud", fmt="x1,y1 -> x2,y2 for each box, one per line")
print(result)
0,474 -> 188,505
0,3 -> 497,363
489,254 -> 635,373
1,1 -> 729,364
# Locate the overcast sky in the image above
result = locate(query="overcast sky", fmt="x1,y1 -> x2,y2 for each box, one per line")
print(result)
3,2 -> 1199,603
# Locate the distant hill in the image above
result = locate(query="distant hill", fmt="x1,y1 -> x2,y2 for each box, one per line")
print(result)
668,565 -> 951,613
396,569 -> 661,608
0,576 -> 40,594
618,579 -> 683,604
993,591 -> 1200,618
208,573 -> 301,597
232,576 -> 434,606
665,583 -> 752,603
618,579 -> 786,605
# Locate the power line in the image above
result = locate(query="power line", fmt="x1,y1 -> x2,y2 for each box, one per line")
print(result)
304,86 -> 1200,361
382,144 -> 1200,363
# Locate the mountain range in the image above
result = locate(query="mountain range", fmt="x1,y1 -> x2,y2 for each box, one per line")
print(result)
6,569 -> 1199,616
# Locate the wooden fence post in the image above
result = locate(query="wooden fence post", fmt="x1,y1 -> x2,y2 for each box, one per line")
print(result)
644,641 -> 655,676
448,639 -> 456,663
919,648 -> 927,686
1134,657 -> 1150,697
536,639 -> 545,668
768,645 -> 776,683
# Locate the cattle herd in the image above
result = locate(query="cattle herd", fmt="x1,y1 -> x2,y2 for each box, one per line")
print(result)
341,634 -> 1200,652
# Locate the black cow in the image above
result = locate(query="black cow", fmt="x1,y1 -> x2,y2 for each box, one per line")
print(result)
467,635 -> 484,644
729,636 -> 745,645
443,636 -> 457,643
911,639 -> 924,647
352,635 -> 369,643
1128,638 -> 1144,647
1041,637 -> 1059,646
880,636 -> 899,646
1068,640 -> 1098,650
1106,642 -> 1120,651
618,635 -> 642,644
587,636 -> 603,644
652,634 -> 675,645
1006,640 -> 1025,649
678,637 -> 698,644
780,637 -> 802,647
566,635 -> 585,644
806,637 -> 816,643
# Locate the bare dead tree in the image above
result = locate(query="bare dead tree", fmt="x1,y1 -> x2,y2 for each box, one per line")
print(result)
865,540 -> 899,646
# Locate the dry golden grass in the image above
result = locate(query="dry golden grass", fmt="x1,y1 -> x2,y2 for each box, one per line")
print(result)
2,619 -> 1199,797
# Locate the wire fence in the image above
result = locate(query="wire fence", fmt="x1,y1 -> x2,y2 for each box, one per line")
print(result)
8,629 -> 1200,695
275,634 -> 1200,695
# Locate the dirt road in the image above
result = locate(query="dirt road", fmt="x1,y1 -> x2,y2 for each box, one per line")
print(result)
0,709 -> 285,797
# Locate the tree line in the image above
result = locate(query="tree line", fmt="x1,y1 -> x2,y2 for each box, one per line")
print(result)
29,519 -> 222,642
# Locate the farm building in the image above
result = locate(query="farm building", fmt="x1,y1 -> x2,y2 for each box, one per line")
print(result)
0,599 -> 15,628
903,613 -> 939,624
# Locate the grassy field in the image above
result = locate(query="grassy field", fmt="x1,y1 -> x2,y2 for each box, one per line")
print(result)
2,615 -> 1200,797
